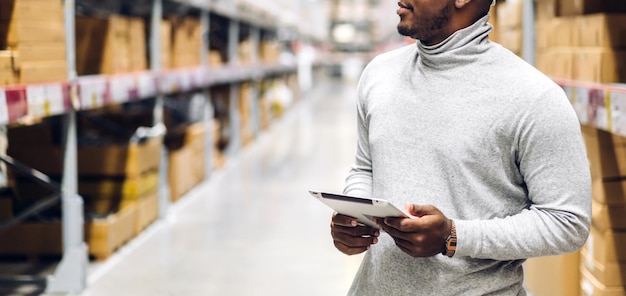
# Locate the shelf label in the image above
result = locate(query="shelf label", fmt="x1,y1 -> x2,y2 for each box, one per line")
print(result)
138,72 -> 157,98
611,91 -> 626,137
78,77 -> 108,109
26,84 -> 65,118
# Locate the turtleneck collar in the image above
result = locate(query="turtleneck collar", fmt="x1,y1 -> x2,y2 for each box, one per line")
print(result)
416,14 -> 493,70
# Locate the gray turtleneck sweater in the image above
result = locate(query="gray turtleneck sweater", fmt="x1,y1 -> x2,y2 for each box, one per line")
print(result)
343,15 -> 591,295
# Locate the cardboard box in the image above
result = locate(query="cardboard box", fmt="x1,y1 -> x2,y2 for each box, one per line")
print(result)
160,20 -> 172,70
581,267 -> 626,296
134,191 -> 158,235
496,0 -> 523,29
78,170 -> 159,200
1,19 -> 65,47
19,60 -> 67,84
76,15 -> 132,75
0,0 -> 64,23
0,50 -> 19,85
591,178 -> 626,205
581,248 -> 626,287
583,226 -> 626,266
167,123 -> 206,202
13,41 -> 65,62
536,0 -> 558,20
574,48 -> 626,84
582,125 -> 626,180
128,17 -> 147,72
497,27 -> 523,55
170,17 -> 201,68
535,48 -> 575,79
577,14 -> 626,49
559,0 -> 626,16
0,203 -> 138,261
524,252 -> 581,296
592,198 -> 626,232
7,137 -> 162,178
552,17 -> 578,47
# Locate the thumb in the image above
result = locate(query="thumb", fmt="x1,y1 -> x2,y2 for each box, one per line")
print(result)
405,204 -> 435,217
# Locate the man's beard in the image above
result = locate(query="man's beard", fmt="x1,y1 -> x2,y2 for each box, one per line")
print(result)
397,5 -> 452,41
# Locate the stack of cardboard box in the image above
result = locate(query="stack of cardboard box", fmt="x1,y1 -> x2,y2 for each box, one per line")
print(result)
1,112 -> 162,260
0,0 -> 67,85
579,126 -> 626,295
169,16 -> 201,68
535,0 -> 626,83
495,0 -> 523,56
76,15 -> 148,75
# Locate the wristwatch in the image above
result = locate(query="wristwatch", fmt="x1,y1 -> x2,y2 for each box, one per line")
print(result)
442,220 -> 457,257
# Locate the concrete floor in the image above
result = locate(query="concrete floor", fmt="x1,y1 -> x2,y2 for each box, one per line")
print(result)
75,76 -> 364,295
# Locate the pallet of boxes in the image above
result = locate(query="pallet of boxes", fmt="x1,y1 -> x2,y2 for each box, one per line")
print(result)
0,0 -> 68,86
0,111 -> 162,261
530,0 -> 626,295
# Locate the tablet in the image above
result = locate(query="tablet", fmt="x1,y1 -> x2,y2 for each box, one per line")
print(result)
309,190 -> 408,229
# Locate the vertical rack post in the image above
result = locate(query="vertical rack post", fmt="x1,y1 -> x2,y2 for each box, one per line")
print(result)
227,19 -> 241,156
151,0 -> 170,218
46,0 -> 88,292
201,10 -> 214,178
249,26 -> 261,138
522,0 -> 535,66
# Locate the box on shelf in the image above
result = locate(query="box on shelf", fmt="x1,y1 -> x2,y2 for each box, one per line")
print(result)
166,122 -> 206,202
582,125 -> 626,179
0,50 -> 18,85
581,266 -> 626,296
160,20 -> 171,70
76,15 -> 147,75
209,50 -> 224,68
14,41 -> 65,63
583,225 -> 626,267
0,18 -> 65,47
535,48 -> 576,79
581,248 -> 626,287
169,16 -> 201,68
592,198 -> 626,232
536,0 -> 558,20
497,27 -> 523,56
260,41 -> 280,64
559,0 -> 626,16
19,60 -> 67,84
0,0 -> 67,84
128,17 -> 147,72
496,0 -> 523,30
524,251 -> 580,296
134,190 -> 158,235
577,14 -> 626,49
0,202 -> 138,261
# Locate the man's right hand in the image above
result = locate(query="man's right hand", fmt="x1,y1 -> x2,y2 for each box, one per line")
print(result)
331,212 -> 380,255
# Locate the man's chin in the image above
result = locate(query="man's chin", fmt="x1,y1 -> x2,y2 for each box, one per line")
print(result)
397,25 -> 413,38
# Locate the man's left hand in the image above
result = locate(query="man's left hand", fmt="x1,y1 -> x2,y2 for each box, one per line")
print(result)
374,204 -> 452,257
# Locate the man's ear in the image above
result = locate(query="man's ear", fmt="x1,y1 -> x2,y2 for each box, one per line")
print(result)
454,0 -> 472,9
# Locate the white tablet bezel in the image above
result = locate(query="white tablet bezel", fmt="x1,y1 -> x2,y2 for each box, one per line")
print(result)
309,190 -> 408,229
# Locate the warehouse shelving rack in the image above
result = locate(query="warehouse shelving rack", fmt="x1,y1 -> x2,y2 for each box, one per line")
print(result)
519,0 -> 626,137
0,0 -> 302,293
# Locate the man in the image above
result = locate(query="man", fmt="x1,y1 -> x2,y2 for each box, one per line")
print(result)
330,0 -> 591,295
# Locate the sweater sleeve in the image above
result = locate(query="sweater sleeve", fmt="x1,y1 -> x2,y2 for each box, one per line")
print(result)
454,86 -> 592,260
343,68 -> 374,198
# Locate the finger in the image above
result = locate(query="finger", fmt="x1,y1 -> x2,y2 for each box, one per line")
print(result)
380,216 -> 423,233
331,229 -> 379,248
332,212 -> 359,227
332,223 -> 379,238
406,204 -> 440,218
334,240 -> 370,256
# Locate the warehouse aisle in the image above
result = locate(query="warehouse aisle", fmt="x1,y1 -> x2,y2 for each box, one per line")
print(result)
80,75 -> 364,295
